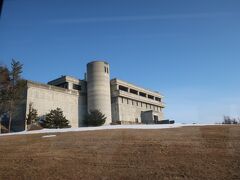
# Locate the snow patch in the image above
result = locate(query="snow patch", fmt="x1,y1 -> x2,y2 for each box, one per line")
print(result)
0,123 -> 220,137
42,135 -> 57,138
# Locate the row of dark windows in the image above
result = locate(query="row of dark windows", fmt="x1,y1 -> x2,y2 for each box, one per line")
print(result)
120,97 -> 162,112
118,85 -> 161,102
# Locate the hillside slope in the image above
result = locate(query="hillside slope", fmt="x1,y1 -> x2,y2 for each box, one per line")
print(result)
0,125 -> 239,179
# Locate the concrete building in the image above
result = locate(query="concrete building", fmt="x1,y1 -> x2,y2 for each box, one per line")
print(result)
111,79 -> 164,124
12,61 -> 165,131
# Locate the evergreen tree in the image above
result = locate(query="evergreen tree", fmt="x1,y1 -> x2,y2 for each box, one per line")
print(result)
42,108 -> 71,129
11,60 -> 23,86
9,60 -> 25,108
0,59 -> 25,132
0,66 -> 11,116
84,109 -> 106,126
26,103 -> 38,125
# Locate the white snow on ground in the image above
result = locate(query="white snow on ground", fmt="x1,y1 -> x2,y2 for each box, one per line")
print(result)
0,124 -> 220,137
42,135 -> 57,138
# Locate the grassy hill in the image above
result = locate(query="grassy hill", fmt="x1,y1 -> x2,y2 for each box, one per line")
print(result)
0,125 -> 239,179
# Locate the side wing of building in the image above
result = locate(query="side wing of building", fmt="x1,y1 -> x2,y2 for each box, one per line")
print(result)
111,79 -> 165,124
25,80 -> 87,128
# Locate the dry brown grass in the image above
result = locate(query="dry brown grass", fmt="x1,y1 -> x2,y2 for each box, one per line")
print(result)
0,125 -> 239,180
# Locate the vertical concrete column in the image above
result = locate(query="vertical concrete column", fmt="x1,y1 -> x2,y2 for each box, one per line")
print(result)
87,61 -> 112,124
68,82 -> 73,90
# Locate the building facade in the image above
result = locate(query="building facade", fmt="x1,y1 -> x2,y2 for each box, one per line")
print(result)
111,79 -> 164,124
13,61 -> 165,131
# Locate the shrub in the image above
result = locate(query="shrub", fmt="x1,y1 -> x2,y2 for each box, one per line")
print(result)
84,110 -> 106,126
41,108 -> 71,129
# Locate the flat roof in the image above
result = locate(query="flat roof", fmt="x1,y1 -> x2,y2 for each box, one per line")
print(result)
87,61 -> 109,65
48,75 -> 84,84
111,78 -> 164,98
26,80 -> 80,96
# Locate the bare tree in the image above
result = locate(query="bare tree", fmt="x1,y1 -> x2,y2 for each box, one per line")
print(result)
223,116 -> 240,124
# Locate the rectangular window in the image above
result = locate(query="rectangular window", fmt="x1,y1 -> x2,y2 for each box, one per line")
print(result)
130,89 -> 138,95
104,66 -> 107,73
121,97 -> 124,103
119,85 -> 128,92
56,82 -> 68,89
136,101 -> 138,106
148,95 -> 154,100
73,84 -> 81,91
139,92 -> 147,97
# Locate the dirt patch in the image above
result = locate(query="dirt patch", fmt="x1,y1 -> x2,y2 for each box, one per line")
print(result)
0,125 -> 239,180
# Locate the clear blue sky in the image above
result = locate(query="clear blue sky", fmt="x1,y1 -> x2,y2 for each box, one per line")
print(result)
1,0 -> 240,123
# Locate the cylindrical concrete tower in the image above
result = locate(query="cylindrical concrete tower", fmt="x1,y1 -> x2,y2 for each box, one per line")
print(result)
87,61 -> 112,124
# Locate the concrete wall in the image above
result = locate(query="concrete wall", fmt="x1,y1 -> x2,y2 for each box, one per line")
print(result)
26,81 -> 87,128
141,111 -> 162,124
112,96 -> 164,124
111,97 -> 120,123
141,111 -> 154,124
119,97 -> 143,123
87,61 -> 112,124
111,78 -> 164,124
